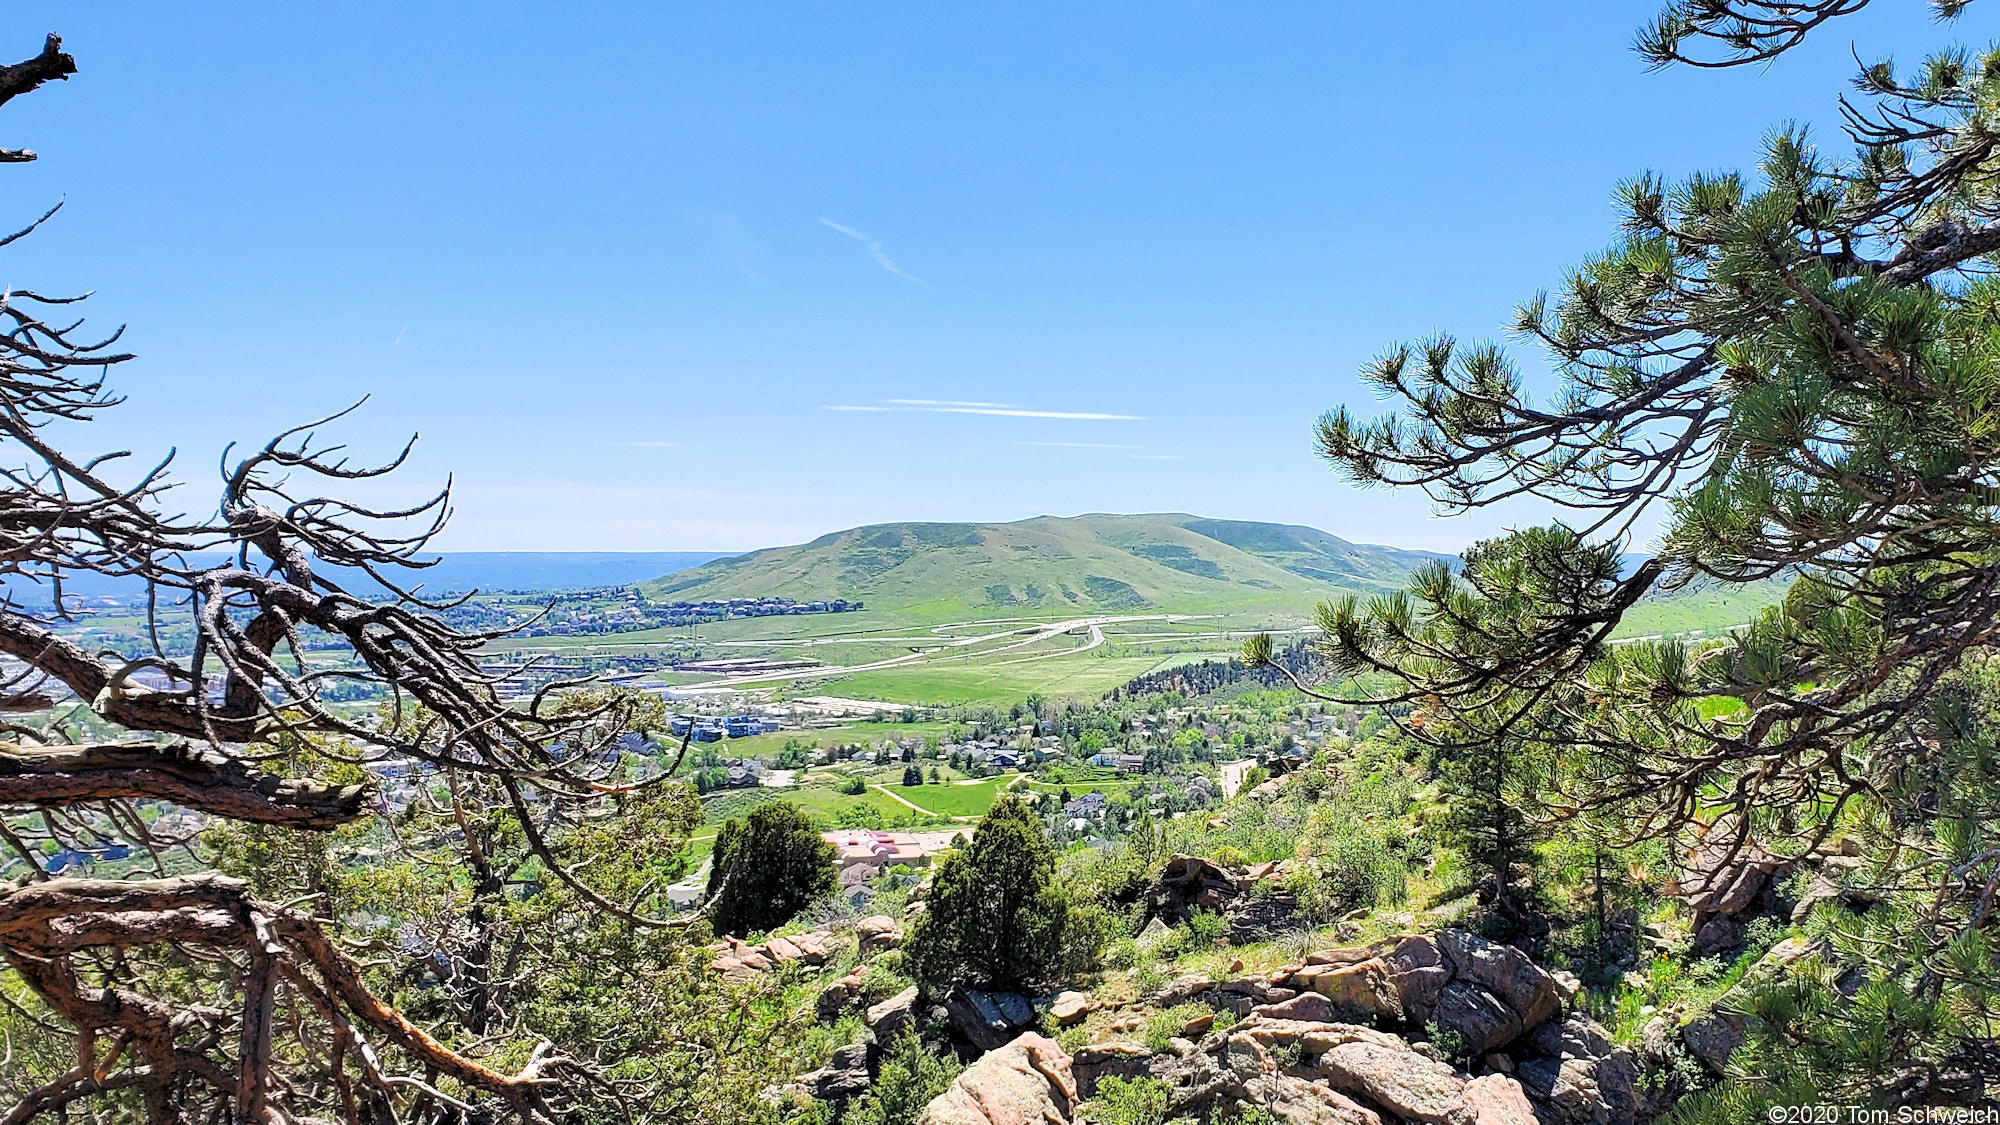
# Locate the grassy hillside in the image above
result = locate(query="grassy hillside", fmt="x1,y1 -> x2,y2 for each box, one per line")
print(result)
565,517 -> 1796,708
640,513 -> 1451,621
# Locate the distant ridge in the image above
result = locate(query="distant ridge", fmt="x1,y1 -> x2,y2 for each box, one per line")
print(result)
639,513 -> 1451,620
405,552 -> 727,594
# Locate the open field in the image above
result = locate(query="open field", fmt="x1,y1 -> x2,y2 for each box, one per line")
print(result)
883,774 -> 1017,818
698,780 -> 926,829
819,652 -> 1163,705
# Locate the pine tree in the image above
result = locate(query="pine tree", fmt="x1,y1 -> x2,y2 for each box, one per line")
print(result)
902,765 -> 924,786
1431,724 -> 1544,918
1244,2 -> 2000,1107
906,798 -> 1069,991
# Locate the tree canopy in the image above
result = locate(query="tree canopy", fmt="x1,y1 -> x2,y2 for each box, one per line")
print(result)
1247,0 -> 2000,1110
706,801 -> 838,937
906,798 -> 1069,992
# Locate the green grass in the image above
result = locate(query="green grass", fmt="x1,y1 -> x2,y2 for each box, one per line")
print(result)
698,782 -> 917,828
826,653 -> 1164,704
898,775 -> 1018,818
1612,576 -> 1787,640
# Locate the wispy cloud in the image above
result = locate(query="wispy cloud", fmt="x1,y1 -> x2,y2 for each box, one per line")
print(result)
823,399 -> 1144,421
819,219 -> 927,285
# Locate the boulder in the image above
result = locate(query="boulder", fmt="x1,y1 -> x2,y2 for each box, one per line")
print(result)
764,936 -> 803,964
1049,990 -> 1095,1027
1435,931 -> 1564,1032
944,988 -> 1039,1052
1430,981 -> 1522,1057
1382,935 -> 1451,1025
1459,1074 -> 1539,1125
1681,836 -> 1782,919
815,966 -> 870,1021
1692,915 -> 1742,955
918,1032 -> 1075,1125
1516,1016 -> 1643,1125
867,986 -> 921,1040
1305,946 -> 1377,967
1237,1072 -> 1385,1125
1073,1040 -> 1152,1065
1309,1026 -> 1470,1124
799,1042 -> 872,1101
855,915 -> 903,953
1296,957 -> 1404,1023
1254,992 -> 1347,1024
1152,973 -> 1214,1006
791,930 -> 830,964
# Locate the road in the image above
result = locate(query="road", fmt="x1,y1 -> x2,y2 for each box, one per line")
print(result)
673,613 -> 1211,692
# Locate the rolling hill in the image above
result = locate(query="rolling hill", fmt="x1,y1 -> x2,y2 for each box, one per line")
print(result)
639,513 -> 1451,619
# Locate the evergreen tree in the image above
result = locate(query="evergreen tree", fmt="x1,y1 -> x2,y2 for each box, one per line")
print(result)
705,802 -> 836,936
1244,2 -> 2000,1108
902,764 -> 924,786
906,797 -> 1069,991
1429,717 -> 1547,919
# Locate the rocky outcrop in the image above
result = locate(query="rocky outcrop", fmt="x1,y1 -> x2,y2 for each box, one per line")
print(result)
1140,854 -> 1300,943
918,1032 -> 1075,1125
708,929 -> 832,980
1677,831 -> 1794,954
816,965 -> 870,1020
1260,930 -> 1570,1055
1134,1014 -> 1539,1125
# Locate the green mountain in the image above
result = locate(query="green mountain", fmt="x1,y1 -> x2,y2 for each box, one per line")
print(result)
640,513 -> 1451,619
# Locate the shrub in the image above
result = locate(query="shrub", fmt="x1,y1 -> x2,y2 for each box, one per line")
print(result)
1187,908 -> 1229,947
1143,1003 -> 1212,1052
1088,1076 -> 1170,1125
844,1032 -> 961,1125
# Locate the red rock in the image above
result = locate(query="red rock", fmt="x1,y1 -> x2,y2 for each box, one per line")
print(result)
1458,1073 -> 1538,1125
917,1032 -> 1074,1125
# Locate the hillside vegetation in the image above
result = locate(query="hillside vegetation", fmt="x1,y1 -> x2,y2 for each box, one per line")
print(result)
642,514 -> 1451,621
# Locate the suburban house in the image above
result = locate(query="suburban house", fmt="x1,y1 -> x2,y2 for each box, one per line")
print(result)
1063,791 -> 1109,818
820,828 -> 972,877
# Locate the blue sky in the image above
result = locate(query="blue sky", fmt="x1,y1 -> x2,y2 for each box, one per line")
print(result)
0,2 -> 1952,551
